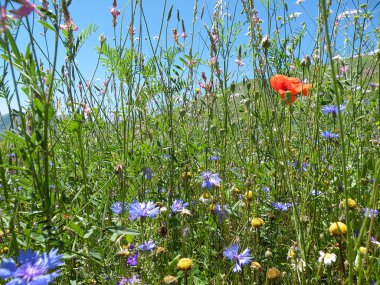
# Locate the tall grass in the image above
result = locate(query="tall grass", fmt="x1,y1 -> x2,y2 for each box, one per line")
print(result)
0,0 -> 379,284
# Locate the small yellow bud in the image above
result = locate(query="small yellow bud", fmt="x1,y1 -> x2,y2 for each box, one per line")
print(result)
245,191 -> 254,201
156,247 -> 166,254
251,261 -> 262,270
163,275 -> 177,284
359,247 -> 367,255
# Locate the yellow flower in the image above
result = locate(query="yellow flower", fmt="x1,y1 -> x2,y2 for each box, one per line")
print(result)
251,217 -> 265,228
340,198 -> 357,209
181,171 -> 192,180
287,249 -> 297,258
177,258 -> 193,270
156,247 -> 166,254
163,275 -> 177,284
359,247 -> 367,255
267,267 -> 281,280
251,261 -> 262,270
329,222 -> 347,236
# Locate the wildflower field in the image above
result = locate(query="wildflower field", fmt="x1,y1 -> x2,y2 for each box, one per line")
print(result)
0,0 -> 379,284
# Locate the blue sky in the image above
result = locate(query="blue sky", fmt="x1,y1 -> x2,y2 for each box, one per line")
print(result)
0,0 -> 378,115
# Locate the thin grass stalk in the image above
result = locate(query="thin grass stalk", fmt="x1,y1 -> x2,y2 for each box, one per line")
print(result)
320,0 -> 353,282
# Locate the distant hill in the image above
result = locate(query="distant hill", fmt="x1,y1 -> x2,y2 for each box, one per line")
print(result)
0,113 -> 11,133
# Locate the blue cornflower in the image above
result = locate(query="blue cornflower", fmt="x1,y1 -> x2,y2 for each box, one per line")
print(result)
128,201 -> 160,221
201,171 -> 221,189
138,240 -> 156,252
111,202 -> 128,215
363,208 -> 379,218
321,131 -> 339,139
127,252 -> 138,266
213,203 -> 229,223
0,248 -> 63,284
170,199 -> 189,213
223,244 -> 252,273
322,102 -> 345,115
143,168 -> 152,179
273,202 -> 293,211
310,190 -> 322,197
262,186 -> 270,193
209,156 -> 220,161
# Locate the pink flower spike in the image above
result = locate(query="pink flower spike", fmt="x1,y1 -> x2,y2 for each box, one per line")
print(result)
12,0 -> 36,18
110,7 -> 120,17
181,32 -> 188,39
60,19 -> 78,31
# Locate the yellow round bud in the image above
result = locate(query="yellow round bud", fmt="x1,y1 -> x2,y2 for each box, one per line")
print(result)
341,198 -> 357,209
177,258 -> 193,271
329,222 -> 347,236
251,217 -> 265,228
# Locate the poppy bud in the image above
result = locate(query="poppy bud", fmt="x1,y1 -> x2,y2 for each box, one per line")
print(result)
231,82 -> 236,93
261,36 -> 271,49
301,55 -> 311,68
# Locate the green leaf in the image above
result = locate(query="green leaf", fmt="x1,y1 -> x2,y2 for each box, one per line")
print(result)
68,221 -> 84,237
105,226 -> 139,236
38,20 -> 56,32
89,250 -> 102,260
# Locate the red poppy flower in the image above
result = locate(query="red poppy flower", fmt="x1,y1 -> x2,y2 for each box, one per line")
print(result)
270,75 -> 312,104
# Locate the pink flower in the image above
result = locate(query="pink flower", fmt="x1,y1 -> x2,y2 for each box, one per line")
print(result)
186,59 -> 197,67
60,19 -> 78,31
340,65 -> 349,74
234,58 -> 245,66
110,7 -> 120,16
181,32 -> 188,39
12,0 -> 36,18
212,33 -> 219,43
210,56 -> 217,65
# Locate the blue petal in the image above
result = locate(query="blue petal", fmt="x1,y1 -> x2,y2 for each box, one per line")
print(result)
0,258 -> 17,279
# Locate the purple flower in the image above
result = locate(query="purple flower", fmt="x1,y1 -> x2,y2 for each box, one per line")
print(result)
273,202 -> 293,211
111,202 -> 127,215
321,131 -> 339,139
363,208 -> 378,218
214,203 -> 229,223
138,240 -> 156,252
0,248 -> 63,284
223,244 -> 252,272
128,201 -> 160,221
170,199 -> 189,213
201,171 -> 221,189
119,275 -> 141,285
127,252 -> 138,266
